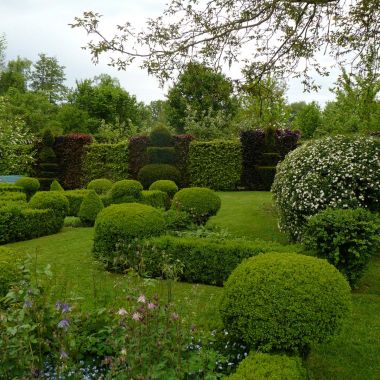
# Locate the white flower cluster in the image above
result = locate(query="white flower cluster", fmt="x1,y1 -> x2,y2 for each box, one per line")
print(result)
272,135 -> 380,241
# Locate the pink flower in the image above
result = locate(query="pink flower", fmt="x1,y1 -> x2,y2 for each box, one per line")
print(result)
117,308 -> 128,316
132,312 -> 142,321
147,302 -> 157,310
137,294 -> 146,304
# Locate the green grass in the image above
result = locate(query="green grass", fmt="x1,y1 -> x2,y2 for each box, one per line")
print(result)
2,191 -> 380,379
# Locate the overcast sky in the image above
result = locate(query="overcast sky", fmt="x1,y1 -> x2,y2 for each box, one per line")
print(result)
0,0 -> 339,105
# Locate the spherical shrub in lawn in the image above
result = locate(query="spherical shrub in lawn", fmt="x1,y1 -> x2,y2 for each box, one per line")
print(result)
171,187 -> 221,224
149,126 -> 173,147
87,178 -> 113,195
149,180 -> 179,198
29,191 -> 69,219
219,252 -> 352,354
50,179 -> 64,191
303,207 -> 380,287
78,191 -> 104,226
15,177 -> 40,200
109,180 -> 143,204
229,352 -> 307,380
93,203 -> 166,269
138,164 -> 181,189
0,247 -> 24,297
272,135 -> 380,241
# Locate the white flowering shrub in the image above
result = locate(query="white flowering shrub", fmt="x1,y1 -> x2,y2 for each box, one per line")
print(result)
272,135 -> 380,241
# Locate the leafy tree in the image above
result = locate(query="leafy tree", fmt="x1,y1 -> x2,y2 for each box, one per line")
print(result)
292,101 -> 322,138
71,1 -> 380,87
166,62 -> 237,134
288,101 -> 307,123
0,57 -> 31,94
0,34 -> 5,70
29,53 -> 67,103
147,100 -> 169,129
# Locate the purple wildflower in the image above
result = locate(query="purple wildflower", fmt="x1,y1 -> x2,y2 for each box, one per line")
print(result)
55,301 -> 62,311
23,300 -> 33,308
61,303 -> 71,313
57,319 -> 70,331
60,349 -> 68,360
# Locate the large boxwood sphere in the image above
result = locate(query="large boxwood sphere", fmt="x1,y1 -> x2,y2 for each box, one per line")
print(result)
29,191 -> 69,218
87,178 -> 113,195
109,180 -> 143,204
272,135 -> 380,241
171,187 -> 221,224
219,253 -> 352,354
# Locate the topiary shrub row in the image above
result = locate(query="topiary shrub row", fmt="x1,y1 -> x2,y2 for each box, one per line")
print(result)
188,140 -> 242,190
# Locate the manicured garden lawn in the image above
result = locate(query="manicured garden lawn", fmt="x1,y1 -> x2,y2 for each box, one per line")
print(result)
3,191 -> 380,379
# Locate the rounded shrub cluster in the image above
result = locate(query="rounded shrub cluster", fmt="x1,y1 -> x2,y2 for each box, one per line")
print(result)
149,126 -> 173,147
272,135 -> 380,241
149,180 -> 179,198
171,187 -> 221,224
15,177 -> 40,200
219,253 -> 352,354
0,247 -> 24,297
109,180 -> 143,204
229,352 -> 307,380
138,164 -> 181,189
29,191 -> 69,219
78,191 -> 104,226
87,178 -> 113,195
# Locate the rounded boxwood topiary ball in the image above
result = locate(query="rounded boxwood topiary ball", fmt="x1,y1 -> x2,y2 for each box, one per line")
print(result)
138,164 -> 181,189
0,247 -> 24,297
171,187 -> 221,224
78,190 -> 104,226
149,180 -> 179,198
229,352 -> 307,380
15,177 -> 40,200
29,191 -> 69,219
149,126 -> 173,147
219,252 -> 352,354
87,178 -> 113,195
109,180 -> 143,204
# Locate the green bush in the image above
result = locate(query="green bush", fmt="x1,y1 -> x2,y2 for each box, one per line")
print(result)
147,147 -> 176,165
100,194 -> 111,207
64,216 -> 83,228
272,135 -> 380,241
142,235 -> 296,285
229,352 -> 307,380
87,178 -> 113,195
149,126 -> 173,147
162,210 -> 193,231
0,247 -> 24,297
219,253 -> 352,354
149,180 -> 178,198
0,192 -> 27,203
171,187 -> 221,224
303,208 -> 380,287
93,203 -> 166,270
29,191 -> 69,219
50,179 -> 64,191
138,164 -> 181,189
78,191 -> 104,226
15,177 -> 40,200
109,180 -> 143,204
63,190 -> 92,216
0,184 -> 23,193
188,140 -> 242,190
141,190 -> 169,210
38,146 -> 56,163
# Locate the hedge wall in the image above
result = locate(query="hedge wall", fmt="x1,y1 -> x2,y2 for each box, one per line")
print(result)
188,140 -> 242,190
174,134 -> 194,187
83,142 -> 129,182
128,135 -> 150,179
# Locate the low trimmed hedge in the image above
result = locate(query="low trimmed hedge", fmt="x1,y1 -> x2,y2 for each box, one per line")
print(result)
0,184 -> 23,193
29,191 -> 69,219
63,190 -> 92,216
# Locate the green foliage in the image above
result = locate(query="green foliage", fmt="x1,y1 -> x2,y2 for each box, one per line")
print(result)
138,164 -> 181,189
50,179 -> 64,191
0,247 -> 23,297
272,135 -> 380,241
143,235 -> 296,285
147,147 -> 176,164
220,253 -> 352,354
0,57 -> 31,94
78,191 -> 104,226
63,216 -> 83,228
141,190 -> 169,209
229,352 -> 307,380
109,179 -> 143,204
292,101 -> 322,139
86,178 -> 113,195
15,177 -> 40,200
29,191 -> 69,219
63,190 -> 92,216
93,203 -> 166,270
42,129 -> 55,146
303,208 -> 380,287
149,126 -> 173,147
38,146 -> 56,163
0,191 -> 27,203
83,142 -> 129,182
188,140 -> 242,190
254,166 -> 277,191
0,184 -> 23,193
171,187 -> 221,224
162,210 -> 193,231
149,180 -> 178,198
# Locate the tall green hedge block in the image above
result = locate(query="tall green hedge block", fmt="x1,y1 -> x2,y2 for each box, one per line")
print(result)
83,142 -> 129,182
188,140 -> 242,190
147,147 -> 176,165
253,166 -> 277,191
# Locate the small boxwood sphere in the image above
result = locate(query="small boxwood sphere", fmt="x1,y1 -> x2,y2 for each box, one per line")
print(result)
138,164 -> 181,189
29,191 -> 69,219
78,191 -> 104,226
220,253 -> 352,354
93,203 -> 166,261
87,178 -> 113,195
149,180 -> 178,198
109,180 -> 143,204
171,187 -> 221,224
0,247 -> 24,297
229,353 -> 307,380
15,177 -> 40,200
